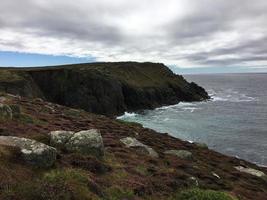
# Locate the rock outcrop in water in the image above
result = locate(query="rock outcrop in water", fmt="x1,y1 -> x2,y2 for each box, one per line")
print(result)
0,62 -> 209,116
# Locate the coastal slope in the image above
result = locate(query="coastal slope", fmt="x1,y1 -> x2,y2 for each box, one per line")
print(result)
0,94 -> 266,200
0,62 -> 209,116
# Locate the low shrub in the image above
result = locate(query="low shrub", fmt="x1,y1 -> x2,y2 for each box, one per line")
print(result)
1,169 -> 100,200
172,188 -> 237,200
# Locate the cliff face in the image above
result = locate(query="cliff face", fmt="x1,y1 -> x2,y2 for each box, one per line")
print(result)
0,62 -> 209,116
0,69 -> 43,98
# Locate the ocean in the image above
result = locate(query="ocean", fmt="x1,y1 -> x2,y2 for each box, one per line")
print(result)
118,73 -> 267,166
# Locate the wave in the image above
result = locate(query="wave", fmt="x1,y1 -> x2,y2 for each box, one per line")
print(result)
155,102 -> 201,113
117,112 -> 138,119
117,88 -> 258,119
209,89 -> 258,103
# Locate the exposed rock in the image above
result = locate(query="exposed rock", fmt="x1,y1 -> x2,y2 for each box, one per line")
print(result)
65,129 -> 104,157
188,176 -> 199,187
44,105 -> 56,113
235,166 -> 267,180
49,130 -> 74,149
164,150 -> 193,160
212,172 -> 221,179
120,137 -> 158,158
0,104 -> 12,120
34,98 -> 44,102
0,136 -> 57,167
0,96 -> 7,103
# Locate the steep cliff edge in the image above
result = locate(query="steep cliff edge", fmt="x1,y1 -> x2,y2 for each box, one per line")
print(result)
0,62 -> 209,116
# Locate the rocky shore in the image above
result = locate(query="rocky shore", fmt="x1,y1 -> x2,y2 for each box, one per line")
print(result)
0,93 -> 266,200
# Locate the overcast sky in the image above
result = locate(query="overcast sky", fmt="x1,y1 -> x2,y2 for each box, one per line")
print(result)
0,0 -> 267,71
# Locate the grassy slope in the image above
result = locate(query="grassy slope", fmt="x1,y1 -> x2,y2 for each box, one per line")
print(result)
0,94 -> 266,200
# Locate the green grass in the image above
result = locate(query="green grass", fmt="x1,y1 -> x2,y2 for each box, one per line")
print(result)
171,189 -> 237,200
117,119 -> 143,127
1,168 -> 100,200
17,113 -> 48,125
105,186 -> 134,200
0,70 -> 24,83
64,108 -> 82,118
135,165 -> 149,176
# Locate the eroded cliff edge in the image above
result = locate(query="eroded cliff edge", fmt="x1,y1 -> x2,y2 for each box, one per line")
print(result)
0,62 -> 209,116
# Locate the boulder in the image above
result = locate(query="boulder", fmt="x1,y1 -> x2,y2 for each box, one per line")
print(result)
0,136 -> 57,167
235,166 -> 267,180
65,129 -> 104,157
120,137 -> 158,158
0,104 -> 12,120
49,130 -> 74,149
164,150 -> 192,160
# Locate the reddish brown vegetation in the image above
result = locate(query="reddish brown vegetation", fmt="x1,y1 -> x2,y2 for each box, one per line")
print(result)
0,94 -> 266,199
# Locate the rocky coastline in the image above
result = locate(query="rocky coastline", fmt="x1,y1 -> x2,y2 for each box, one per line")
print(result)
0,62 -> 209,116
0,63 -> 266,200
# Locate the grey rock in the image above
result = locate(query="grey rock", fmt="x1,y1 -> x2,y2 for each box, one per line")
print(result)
120,137 -> 158,158
0,136 -> 57,167
44,105 -> 56,113
65,129 -> 104,157
188,176 -> 199,186
0,96 -> 7,103
212,172 -> 221,179
235,166 -> 267,180
0,104 -> 12,120
49,130 -> 74,149
164,150 -> 192,160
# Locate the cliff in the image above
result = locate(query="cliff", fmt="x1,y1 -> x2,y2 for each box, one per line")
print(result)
0,62 -> 209,116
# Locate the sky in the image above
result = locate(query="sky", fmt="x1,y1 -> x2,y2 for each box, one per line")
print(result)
0,0 -> 267,73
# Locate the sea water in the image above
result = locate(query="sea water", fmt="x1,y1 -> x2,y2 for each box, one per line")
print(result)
118,73 -> 267,166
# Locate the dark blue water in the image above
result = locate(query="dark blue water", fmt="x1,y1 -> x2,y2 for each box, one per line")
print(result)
118,73 -> 267,166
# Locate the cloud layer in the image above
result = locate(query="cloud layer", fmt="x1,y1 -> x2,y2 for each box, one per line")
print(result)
0,0 -> 267,68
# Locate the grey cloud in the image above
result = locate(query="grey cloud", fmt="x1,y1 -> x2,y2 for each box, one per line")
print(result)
0,1 -> 123,44
179,36 -> 267,66
0,0 -> 266,68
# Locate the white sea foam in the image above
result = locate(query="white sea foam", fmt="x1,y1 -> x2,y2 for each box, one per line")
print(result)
155,102 -> 200,113
117,112 -> 137,119
212,96 -> 229,102
210,89 -> 258,103
155,104 -> 179,110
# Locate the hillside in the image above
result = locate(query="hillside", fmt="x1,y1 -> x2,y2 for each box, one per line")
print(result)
0,94 -> 266,200
0,62 -> 209,116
